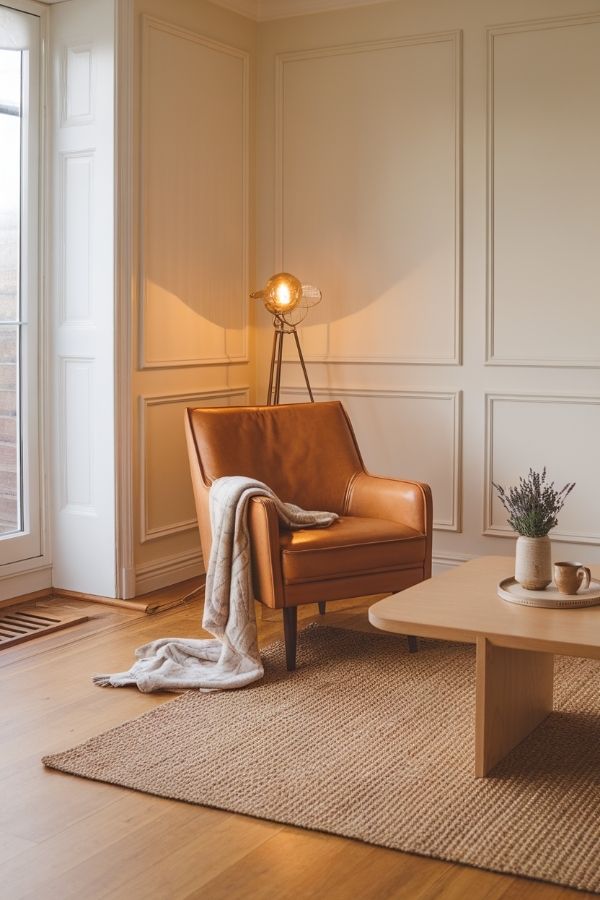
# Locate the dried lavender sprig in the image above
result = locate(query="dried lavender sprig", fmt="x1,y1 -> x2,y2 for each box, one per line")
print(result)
492,468 -> 575,537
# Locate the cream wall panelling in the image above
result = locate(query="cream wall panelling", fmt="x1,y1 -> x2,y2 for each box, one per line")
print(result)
484,393 -> 600,545
139,387 -> 250,543
486,13 -> 600,367
275,31 -> 462,366
282,387 -> 462,531
139,16 -> 250,369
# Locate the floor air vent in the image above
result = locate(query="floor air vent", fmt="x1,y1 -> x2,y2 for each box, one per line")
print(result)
0,607 -> 88,649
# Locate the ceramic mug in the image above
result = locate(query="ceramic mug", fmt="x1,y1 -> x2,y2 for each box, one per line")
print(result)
554,561 -> 591,595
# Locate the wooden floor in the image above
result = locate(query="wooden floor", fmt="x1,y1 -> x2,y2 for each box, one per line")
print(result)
0,587 -> 594,900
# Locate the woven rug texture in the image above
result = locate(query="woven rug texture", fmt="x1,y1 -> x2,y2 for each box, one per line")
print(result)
43,625 -> 600,893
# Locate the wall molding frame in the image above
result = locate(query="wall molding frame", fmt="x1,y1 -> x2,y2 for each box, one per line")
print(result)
282,386 -> 462,531
484,392 -> 600,544
139,386 -> 250,543
275,30 -> 463,367
138,15 -> 250,370
486,12 -> 600,368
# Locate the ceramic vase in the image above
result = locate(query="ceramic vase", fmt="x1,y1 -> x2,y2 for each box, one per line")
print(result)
515,535 -> 552,590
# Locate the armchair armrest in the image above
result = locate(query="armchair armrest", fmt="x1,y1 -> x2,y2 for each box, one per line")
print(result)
346,472 -> 432,574
247,496 -> 285,609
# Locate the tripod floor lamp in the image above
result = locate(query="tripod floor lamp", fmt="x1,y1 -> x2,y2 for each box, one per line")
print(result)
250,272 -> 322,406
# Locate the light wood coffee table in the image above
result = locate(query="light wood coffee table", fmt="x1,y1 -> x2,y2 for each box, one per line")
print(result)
368,556 -> 600,777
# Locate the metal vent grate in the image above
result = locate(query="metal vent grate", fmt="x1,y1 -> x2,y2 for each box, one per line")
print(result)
0,607 -> 88,649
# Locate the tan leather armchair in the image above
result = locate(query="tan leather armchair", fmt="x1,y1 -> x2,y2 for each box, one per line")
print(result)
185,401 -> 432,671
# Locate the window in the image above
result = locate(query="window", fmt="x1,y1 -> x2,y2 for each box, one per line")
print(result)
0,3 -> 41,565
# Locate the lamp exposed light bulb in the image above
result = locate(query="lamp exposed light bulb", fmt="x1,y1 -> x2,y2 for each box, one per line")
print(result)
257,272 -> 302,316
276,282 -> 291,307
249,271 -> 321,327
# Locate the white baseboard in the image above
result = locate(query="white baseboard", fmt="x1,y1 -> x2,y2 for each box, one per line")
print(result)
432,552 -> 473,575
135,549 -> 204,596
0,563 -> 53,602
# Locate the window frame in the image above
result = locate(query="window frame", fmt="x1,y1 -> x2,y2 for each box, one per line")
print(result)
0,0 -> 49,586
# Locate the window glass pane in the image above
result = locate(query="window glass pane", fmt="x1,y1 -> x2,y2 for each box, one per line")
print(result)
0,48 -> 20,323
0,324 -> 18,534
0,43 -> 21,537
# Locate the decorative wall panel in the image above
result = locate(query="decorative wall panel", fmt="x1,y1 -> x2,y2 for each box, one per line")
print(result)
487,15 -> 600,366
485,393 -> 600,543
140,16 -> 249,368
140,387 -> 249,542
276,31 -> 462,365
282,387 -> 462,531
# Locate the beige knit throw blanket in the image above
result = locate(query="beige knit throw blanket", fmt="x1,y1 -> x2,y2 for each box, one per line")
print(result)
93,476 -> 338,693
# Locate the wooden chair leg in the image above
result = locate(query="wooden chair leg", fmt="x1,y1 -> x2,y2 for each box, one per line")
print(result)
408,635 -> 419,653
318,601 -> 326,615
283,607 -> 298,671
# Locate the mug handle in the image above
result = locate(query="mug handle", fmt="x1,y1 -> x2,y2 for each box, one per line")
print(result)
577,567 -> 591,591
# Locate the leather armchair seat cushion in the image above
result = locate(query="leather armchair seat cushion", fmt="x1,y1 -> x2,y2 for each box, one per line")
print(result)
280,516 -> 426,585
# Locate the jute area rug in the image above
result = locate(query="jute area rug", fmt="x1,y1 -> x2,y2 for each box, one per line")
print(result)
43,625 -> 600,894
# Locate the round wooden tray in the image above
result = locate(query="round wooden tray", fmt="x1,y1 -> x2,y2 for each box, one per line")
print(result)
497,576 -> 600,609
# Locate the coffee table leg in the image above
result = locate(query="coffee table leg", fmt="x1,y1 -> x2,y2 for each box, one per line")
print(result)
475,637 -> 554,777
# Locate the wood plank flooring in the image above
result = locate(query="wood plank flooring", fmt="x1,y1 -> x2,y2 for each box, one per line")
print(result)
1,591 -> 594,899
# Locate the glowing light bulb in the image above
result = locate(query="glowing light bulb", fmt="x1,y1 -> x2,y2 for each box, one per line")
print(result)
261,272 -> 302,315
276,283 -> 291,306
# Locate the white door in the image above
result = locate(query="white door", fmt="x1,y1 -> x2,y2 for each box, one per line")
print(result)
49,0 -> 117,596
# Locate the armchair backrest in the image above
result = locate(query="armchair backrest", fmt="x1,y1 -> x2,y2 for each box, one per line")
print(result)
186,400 -> 364,508
185,402 -> 365,551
